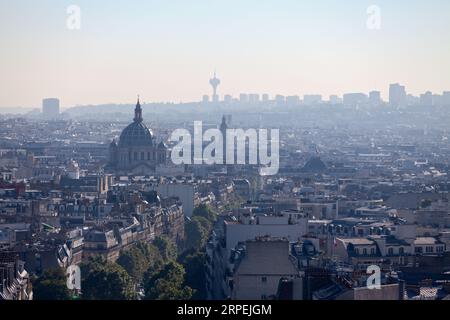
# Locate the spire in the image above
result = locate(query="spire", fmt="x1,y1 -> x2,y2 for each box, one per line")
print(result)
134,95 -> 143,122
220,115 -> 227,132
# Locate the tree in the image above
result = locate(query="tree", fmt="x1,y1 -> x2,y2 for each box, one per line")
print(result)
178,249 -> 207,299
185,216 -> 210,250
117,247 -> 148,282
153,236 -> 178,262
193,204 -> 217,223
81,258 -> 135,300
144,261 -> 192,300
33,268 -> 71,300
117,242 -> 162,283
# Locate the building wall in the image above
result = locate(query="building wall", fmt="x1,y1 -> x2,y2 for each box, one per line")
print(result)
225,221 -> 308,258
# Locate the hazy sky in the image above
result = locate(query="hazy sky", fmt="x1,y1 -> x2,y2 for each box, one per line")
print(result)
1,0 -> 450,108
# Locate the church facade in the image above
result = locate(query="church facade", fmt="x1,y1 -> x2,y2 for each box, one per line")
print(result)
108,98 -> 168,175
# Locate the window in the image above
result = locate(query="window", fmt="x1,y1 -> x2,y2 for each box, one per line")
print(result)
388,248 -> 394,256
134,152 -> 138,160
426,246 -> 434,253
141,152 -> 145,160
261,277 -> 267,283
399,247 -> 404,255
416,247 -> 423,253
371,248 -> 375,255
363,248 -> 367,255
147,152 -> 151,160
437,246 -> 444,253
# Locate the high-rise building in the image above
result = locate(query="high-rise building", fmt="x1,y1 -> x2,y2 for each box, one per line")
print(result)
202,95 -> 210,104
419,91 -> 433,106
406,94 -> 420,106
224,94 -> 233,104
389,83 -> 407,107
369,91 -> 382,106
303,95 -> 322,105
443,91 -> 450,107
286,95 -> 300,106
275,95 -> 285,107
329,95 -> 341,105
248,94 -> 260,104
343,93 -> 368,106
42,98 -> 60,118
262,94 -> 270,102
433,94 -> 443,107
239,93 -> 249,103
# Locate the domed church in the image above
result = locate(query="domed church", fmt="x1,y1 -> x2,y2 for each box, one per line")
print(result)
108,98 -> 168,175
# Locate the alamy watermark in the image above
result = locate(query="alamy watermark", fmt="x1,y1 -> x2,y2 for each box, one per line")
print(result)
66,5 -> 81,30
66,265 -> 81,290
169,121 -> 280,176
366,265 -> 381,290
366,5 -> 381,30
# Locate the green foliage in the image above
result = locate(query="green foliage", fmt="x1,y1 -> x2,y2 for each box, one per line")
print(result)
81,257 -> 135,300
144,261 -> 192,300
117,242 -> 162,282
33,268 -> 71,300
178,249 -> 207,299
153,236 -> 178,261
185,216 -> 211,250
193,204 -> 217,223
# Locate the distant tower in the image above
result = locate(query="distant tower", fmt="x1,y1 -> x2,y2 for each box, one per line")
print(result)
42,98 -> 60,118
134,95 -> 143,122
209,71 -> 221,103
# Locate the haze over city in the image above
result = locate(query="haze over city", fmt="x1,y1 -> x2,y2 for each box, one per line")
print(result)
1,0 -> 450,108
3,0 -> 450,308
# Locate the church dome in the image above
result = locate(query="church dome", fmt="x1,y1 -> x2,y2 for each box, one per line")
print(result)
303,156 -> 327,172
118,97 -> 154,148
119,121 -> 154,147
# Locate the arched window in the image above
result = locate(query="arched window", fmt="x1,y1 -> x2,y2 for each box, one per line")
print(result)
388,248 -> 394,255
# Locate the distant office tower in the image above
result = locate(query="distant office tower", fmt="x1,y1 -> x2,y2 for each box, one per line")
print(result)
202,95 -> 210,103
420,91 -> 433,106
369,91 -> 381,106
239,93 -> 249,103
262,94 -> 270,102
443,91 -> 450,107
389,83 -> 406,107
275,95 -> 285,107
343,93 -> 368,106
303,95 -> 322,105
209,72 -> 221,103
286,95 -> 300,106
329,95 -> 341,105
42,98 -> 60,117
224,94 -> 233,104
249,94 -> 260,104
406,94 -> 420,106
432,94 -> 443,107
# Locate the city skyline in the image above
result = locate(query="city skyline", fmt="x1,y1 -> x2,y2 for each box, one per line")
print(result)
1,0 -> 450,108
